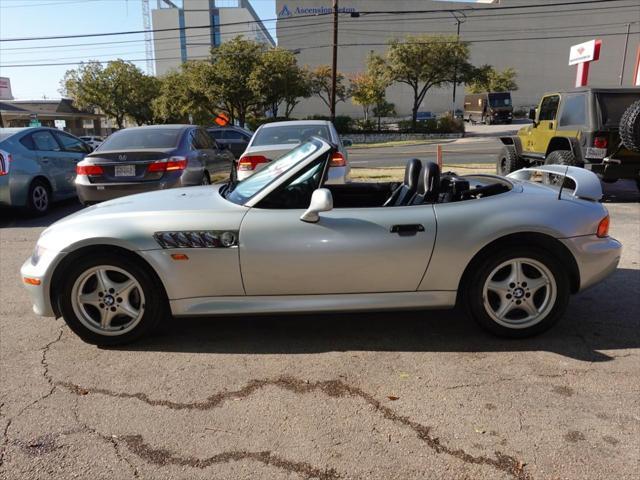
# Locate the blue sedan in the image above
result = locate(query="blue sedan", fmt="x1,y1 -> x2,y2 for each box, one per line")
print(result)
0,127 -> 91,215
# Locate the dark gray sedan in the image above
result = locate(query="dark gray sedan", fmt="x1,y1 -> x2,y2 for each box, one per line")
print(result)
75,125 -> 234,205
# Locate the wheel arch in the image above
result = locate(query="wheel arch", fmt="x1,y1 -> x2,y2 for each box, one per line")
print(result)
545,136 -> 581,160
49,244 -> 169,318
458,232 -> 581,301
499,136 -> 523,154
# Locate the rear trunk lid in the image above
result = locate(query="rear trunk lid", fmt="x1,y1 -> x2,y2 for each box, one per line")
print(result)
84,148 -> 176,183
243,144 -> 295,162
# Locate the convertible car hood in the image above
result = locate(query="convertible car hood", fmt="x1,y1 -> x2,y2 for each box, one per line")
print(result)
40,185 -> 248,252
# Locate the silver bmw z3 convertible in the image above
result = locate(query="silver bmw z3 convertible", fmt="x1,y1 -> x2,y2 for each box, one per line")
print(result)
21,137 -> 621,345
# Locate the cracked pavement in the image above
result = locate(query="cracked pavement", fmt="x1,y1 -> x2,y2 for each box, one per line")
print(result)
1,182 -> 639,479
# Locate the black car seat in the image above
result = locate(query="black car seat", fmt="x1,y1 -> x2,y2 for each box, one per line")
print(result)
383,158 -> 422,206
411,161 -> 440,205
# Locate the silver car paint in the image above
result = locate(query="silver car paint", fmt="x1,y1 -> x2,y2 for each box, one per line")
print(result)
21,139 -> 621,320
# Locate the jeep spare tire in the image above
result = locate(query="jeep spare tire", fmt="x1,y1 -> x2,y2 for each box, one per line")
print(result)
619,99 -> 640,152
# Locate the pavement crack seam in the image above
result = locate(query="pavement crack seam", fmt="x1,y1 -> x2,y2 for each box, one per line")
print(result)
57,376 -> 531,480
119,435 -> 340,480
0,327 -> 64,467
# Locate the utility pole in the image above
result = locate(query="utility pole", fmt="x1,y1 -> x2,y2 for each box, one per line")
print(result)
619,23 -> 631,86
330,0 -> 339,122
451,11 -> 466,114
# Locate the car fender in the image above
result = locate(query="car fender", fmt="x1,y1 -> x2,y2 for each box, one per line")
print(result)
499,136 -> 523,155
545,136 -> 582,161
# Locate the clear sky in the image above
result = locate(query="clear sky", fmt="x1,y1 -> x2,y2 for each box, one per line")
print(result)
0,0 -> 277,100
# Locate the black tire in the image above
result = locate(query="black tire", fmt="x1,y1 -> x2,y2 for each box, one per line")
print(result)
544,150 -> 580,188
484,116 -> 492,125
496,145 -> 525,175
57,252 -> 168,345
464,246 -> 570,338
619,99 -> 640,152
230,161 -> 238,183
26,178 -> 51,216
201,171 -> 211,185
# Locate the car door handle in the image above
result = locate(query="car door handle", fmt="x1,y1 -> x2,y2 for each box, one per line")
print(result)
391,224 -> 425,235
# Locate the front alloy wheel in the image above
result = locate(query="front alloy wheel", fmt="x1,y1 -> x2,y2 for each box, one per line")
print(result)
58,253 -> 167,345
466,247 -> 570,337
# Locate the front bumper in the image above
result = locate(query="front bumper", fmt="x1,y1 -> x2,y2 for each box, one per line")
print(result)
560,235 -> 622,291
20,250 -> 62,318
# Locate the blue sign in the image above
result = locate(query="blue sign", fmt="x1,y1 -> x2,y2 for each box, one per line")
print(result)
278,4 -> 357,17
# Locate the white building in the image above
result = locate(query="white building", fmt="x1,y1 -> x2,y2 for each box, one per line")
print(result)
152,0 -> 275,76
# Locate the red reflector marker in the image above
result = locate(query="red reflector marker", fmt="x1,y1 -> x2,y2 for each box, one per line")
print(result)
23,277 -> 41,286
238,155 -> 268,171
329,152 -> 346,167
76,164 -> 104,175
593,137 -> 608,149
597,216 -> 610,238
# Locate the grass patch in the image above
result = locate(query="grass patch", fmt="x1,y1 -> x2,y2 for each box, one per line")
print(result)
350,163 -> 495,182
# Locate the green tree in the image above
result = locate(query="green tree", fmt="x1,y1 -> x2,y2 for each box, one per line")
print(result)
128,73 -> 161,125
61,59 -> 157,129
373,100 -> 396,131
209,36 -> 264,127
249,48 -> 310,118
283,67 -> 312,118
466,66 -> 519,93
386,35 -> 474,130
309,65 -> 349,114
350,52 -> 391,122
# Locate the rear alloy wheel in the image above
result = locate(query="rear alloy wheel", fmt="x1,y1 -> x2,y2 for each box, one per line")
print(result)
496,145 -> 525,175
58,253 -> 167,345
26,179 -> 51,216
465,247 -> 569,337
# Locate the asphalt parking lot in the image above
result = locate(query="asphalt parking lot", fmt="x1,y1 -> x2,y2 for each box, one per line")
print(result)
1,182 -> 638,480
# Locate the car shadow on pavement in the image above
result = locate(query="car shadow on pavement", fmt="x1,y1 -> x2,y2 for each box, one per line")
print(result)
118,267 -> 640,362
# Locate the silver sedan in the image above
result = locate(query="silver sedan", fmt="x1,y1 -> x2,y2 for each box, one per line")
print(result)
22,137 -> 621,345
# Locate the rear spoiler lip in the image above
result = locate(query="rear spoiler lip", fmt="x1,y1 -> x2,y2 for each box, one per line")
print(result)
507,165 -> 603,201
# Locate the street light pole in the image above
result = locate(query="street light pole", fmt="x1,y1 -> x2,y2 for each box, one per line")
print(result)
619,23 -> 631,86
330,0 -> 338,122
451,11 -> 466,114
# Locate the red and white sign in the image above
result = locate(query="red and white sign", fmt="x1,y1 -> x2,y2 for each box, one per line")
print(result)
569,39 -> 601,88
569,40 -> 599,66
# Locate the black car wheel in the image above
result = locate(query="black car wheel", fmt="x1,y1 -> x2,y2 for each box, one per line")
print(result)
57,253 -> 168,345
201,172 -> 211,185
496,145 -> 525,175
26,179 -> 51,216
464,246 -> 570,338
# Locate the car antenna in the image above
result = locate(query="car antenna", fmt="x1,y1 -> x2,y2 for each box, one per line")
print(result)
557,165 -> 570,200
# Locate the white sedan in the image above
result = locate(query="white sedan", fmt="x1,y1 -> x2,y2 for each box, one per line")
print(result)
237,120 -> 351,183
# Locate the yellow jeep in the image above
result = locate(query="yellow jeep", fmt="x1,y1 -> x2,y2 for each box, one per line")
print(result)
497,87 -> 640,189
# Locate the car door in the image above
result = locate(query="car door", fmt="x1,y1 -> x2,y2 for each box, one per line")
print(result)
239,158 -> 437,296
53,131 -> 90,194
27,130 -> 68,195
530,94 -> 560,154
196,128 -> 231,176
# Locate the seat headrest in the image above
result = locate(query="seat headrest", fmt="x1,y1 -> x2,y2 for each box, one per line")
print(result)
417,161 -> 440,196
404,158 -> 422,188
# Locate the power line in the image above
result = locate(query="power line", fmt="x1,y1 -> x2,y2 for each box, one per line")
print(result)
0,0 -> 628,42
3,29 -> 639,68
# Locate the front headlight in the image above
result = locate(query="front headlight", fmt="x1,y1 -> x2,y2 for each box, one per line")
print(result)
31,245 -> 48,265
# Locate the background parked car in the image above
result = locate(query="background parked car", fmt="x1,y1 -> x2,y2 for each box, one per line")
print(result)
238,120 -> 351,183
75,125 -> 234,205
79,136 -> 104,150
0,127 -> 90,215
206,125 -> 252,159
416,111 -> 437,122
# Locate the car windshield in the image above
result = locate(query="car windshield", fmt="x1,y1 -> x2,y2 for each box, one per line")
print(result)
252,124 -> 330,146
597,93 -> 640,127
225,139 -> 323,205
489,93 -> 512,107
98,128 -> 181,151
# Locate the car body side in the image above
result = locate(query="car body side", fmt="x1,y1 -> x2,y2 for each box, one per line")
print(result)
21,175 -> 620,320
0,128 -> 85,208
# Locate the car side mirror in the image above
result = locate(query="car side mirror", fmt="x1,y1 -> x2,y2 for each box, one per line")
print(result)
300,188 -> 333,223
528,107 -> 537,122
342,138 -> 353,147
